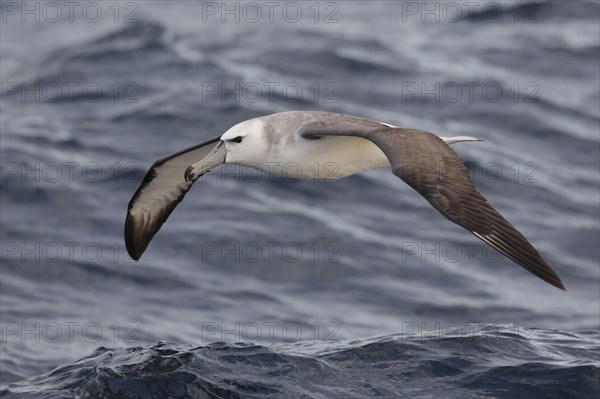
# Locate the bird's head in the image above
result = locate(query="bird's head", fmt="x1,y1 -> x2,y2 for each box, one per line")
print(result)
184,117 -> 269,183
220,118 -> 269,167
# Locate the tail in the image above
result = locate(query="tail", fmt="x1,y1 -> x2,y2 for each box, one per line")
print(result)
441,136 -> 483,144
380,121 -> 482,145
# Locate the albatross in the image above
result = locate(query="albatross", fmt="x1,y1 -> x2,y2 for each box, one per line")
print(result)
125,111 -> 565,290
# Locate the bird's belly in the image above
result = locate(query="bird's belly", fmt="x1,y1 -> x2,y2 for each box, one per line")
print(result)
262,136 -> 390,180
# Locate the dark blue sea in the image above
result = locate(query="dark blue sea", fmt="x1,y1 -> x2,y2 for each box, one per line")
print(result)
1,1 -> 599,398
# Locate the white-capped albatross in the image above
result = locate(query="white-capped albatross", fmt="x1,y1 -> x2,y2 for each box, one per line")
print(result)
125,111 -> 565,290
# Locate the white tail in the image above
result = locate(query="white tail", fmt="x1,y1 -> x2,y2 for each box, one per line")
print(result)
441,136 -> 483,144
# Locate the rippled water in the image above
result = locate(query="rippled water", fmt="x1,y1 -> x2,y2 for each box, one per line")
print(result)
4,328 -> 599,399
1,1 -> 599,398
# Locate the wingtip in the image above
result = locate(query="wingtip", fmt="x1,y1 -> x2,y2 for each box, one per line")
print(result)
128,248 -> 142,262
542,264 -> 566,291
542,272 -> 566,291
124,212 -> 143,262
125,239 -> 143,261
555,280 -> 567,291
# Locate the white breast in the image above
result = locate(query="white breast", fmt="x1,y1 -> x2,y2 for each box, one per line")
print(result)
263,135 -> 390,180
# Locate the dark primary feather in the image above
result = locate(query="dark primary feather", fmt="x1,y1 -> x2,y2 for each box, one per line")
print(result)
125,136 -> 221,260
301,125 -> 565,290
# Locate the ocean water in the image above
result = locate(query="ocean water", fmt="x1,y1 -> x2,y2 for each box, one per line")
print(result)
1,1 -> 599,398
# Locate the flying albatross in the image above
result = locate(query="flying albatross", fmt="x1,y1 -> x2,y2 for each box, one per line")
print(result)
125,111 -> 565,290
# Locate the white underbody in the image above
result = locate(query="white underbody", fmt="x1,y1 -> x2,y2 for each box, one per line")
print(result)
262,135 -> 390,180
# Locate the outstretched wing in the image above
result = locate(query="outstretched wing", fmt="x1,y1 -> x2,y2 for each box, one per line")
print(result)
125,136 -> 222,260
301,126 -> 565,290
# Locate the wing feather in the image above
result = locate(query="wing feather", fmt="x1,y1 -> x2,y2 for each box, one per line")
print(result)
125,136 -> 221,260
301,125 -> 565,290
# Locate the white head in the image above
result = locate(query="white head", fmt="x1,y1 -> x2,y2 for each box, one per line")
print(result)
185,116 -> 277,183
220,118 -> 270,166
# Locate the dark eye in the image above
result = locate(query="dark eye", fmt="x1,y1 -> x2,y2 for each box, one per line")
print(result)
232,136 -> 243,143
